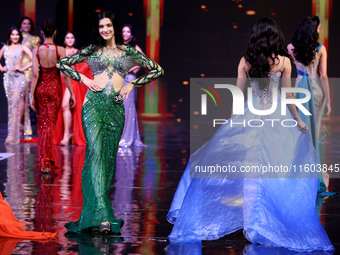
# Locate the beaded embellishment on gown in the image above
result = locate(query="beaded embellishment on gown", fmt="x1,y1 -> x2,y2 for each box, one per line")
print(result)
294,44 -> 325,137
58,45 -> 163,233
3,46 -> 26,144
35,44 -> 63,171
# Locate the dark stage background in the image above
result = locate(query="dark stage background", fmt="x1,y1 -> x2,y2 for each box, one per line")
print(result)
0,0 -> 339,124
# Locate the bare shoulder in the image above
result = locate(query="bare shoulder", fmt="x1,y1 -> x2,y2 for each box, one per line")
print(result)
237,57 -> 248,77
135,44 -> 144,54
32,46 -> 38,54
319,45 -> 327,55
22,45 -> 31,52
0,45 -> 6,52
57,45 -> 65,53
281,55 -> 291,66
287,43 -> 294,51
239,57 -> 248,69
287,43 -> 294,55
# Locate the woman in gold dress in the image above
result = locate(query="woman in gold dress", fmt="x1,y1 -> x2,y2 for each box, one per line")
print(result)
17,17 -> 41,138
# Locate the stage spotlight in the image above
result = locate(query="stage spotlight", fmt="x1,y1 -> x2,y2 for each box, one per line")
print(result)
129,12 -> 133,16
246,10 -> 256,15
200,73 -> 205,77
182,81 -> 189,85
201,5 -> 206,9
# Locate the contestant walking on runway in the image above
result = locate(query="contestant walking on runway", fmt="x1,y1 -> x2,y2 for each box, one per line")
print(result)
30,19 -> 75,173
167,17 -> 334,252
0,27 -> 33,144
288,16 -> 332,193
57,11 -> 163,233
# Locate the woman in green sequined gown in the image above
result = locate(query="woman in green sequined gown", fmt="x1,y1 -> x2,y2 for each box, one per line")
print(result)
57,11 -> 163,234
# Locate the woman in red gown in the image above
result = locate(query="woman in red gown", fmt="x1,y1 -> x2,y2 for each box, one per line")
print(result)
30,19 -> 75,173
54,31 -> 91,146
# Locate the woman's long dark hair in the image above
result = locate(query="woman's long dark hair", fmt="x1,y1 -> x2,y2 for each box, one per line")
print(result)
244,17 -> 288,89
292,16 -> 320,66
7,27 -> 23,45
17,16 -> 35,35
80,11 -> 123,57
122,24 -> 137,47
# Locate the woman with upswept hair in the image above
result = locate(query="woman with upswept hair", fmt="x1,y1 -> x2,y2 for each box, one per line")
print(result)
288,16 -> 332,194
30,19 -> 76,173
167,17 -> 334,252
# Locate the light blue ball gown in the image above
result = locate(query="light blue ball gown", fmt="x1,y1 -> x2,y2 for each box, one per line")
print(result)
167,65 -> 334,252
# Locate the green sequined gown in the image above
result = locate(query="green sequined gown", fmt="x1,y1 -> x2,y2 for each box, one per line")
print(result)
57,45 -> 164,233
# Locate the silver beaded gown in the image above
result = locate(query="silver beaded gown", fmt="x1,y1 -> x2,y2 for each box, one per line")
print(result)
294,46 -> 325,137
3,46 -> 26,144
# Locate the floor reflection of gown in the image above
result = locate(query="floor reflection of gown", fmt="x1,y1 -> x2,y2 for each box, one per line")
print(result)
119,72 -> 145,147
113,147 -> 142,240
167,71 -> 334,252
35,44 -> 63,170
54,48 -> 91,146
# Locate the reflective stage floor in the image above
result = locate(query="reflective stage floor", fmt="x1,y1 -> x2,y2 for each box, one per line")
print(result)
0,120 -> 339,255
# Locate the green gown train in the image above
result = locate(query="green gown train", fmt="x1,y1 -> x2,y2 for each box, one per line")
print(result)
57,44 -> 164,233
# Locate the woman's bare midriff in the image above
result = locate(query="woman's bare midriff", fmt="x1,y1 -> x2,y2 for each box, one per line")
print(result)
82,71 -> 124,106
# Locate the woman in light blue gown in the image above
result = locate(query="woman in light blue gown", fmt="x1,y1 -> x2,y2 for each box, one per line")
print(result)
167,17 -> 334,252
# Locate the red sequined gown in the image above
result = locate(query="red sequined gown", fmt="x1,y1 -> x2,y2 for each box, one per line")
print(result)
35,44 -> 63,171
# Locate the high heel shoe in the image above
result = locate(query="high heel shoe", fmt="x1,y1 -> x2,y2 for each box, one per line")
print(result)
100,222 -> 111,233
60,134 -> 73,146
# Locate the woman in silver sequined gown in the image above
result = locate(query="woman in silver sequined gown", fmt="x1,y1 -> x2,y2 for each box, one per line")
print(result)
0,27 -> 32,144
288,16 -> 331,139
288,16 -> 332,193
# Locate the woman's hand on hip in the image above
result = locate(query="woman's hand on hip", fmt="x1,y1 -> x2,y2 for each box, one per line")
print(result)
120,83 -> 134,100
82,77 -> 103,92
